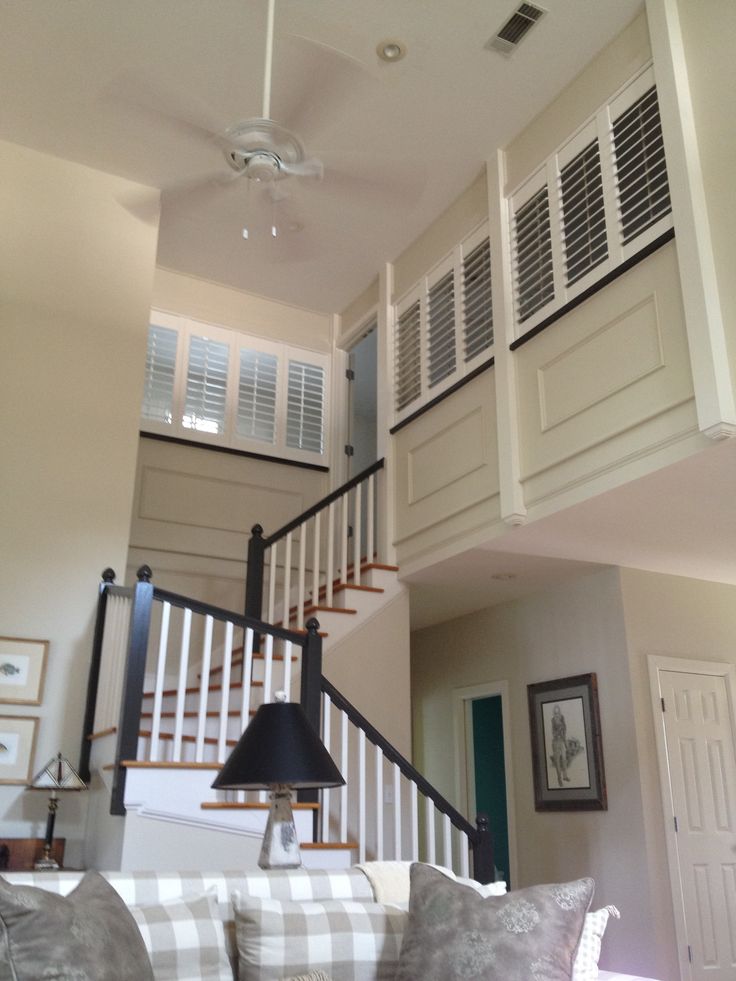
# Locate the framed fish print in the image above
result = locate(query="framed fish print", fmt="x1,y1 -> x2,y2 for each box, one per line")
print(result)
0,637 -> 49,705
0,716 -> 39,784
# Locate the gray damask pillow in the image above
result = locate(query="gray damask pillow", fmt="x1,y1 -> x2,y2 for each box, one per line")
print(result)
395,863 -> 594,981
0,870 -> 154,981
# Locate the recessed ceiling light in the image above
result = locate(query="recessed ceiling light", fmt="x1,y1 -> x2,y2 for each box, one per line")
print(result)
377,39 -> 407,63
491,573 -> 517,582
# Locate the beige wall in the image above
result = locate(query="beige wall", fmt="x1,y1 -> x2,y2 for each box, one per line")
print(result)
339,278 -> 379,341
619,568 -> 736,981
0,140 -> 159,865
411,568 -> 660,978
153,266 -> 332,352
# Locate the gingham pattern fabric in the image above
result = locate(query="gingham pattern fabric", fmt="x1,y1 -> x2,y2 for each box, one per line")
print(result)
129,888 -> 231,981
285,972 -> 333,981
234,895 -> 406,981
573,905 -> 621,981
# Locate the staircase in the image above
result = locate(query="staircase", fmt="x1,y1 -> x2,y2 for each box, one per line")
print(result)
79,461 -> 493,878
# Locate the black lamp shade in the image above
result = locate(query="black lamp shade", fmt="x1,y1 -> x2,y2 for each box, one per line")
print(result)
212,700 -> 345,791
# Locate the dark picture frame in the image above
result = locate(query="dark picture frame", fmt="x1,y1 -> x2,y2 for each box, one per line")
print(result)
527,673 -> 607,811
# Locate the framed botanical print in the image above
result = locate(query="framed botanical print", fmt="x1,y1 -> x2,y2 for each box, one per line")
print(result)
527,673 -> 607,811
0,637 -> 49,705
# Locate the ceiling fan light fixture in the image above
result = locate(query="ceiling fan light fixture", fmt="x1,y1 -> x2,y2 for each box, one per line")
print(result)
377,39 -> 406,63
246,151 -> 281,183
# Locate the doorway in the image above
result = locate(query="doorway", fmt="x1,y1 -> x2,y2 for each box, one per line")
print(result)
453,681 -> 516,887
648,656 -> 736,981
346,321 -> 377,479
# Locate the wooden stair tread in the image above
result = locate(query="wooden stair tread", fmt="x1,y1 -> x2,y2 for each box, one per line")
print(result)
140,710 -> 252,720
201,801 -> 319,811
142,680 -> 262,699
298,605 -> 357,617
138,730 -> 237,748
301,841 -> 358,851
113,761 -> 223,770
207,652 -> 298,679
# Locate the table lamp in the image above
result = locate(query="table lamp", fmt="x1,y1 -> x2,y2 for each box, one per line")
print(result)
212,692 -> 344,869
29,752 -> 87,869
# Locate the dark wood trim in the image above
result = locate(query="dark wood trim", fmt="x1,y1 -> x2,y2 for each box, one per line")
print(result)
263,459 -> 385,547
321,677 -> 476,838
390,359 -> 495,436
78,570 -> 116,783
140,431 -> 330,473
510,228 -> 676,352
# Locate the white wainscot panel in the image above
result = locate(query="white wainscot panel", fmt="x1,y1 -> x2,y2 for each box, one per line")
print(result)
408,408 -> 488,504
538,296 -> 663,432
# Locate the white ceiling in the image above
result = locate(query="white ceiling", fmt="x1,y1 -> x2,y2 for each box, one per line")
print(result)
0,0 -> 643,312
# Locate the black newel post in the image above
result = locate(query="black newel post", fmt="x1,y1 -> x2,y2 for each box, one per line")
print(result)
298,617 -> 323,830
78,568 -> 116,783
110,565 -> 154,816
472,812 -> 495,884
244,524 -> 265,622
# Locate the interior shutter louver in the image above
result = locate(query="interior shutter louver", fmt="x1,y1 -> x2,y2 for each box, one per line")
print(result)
237,349 -> 278,443
142,324 -> 178,424
182,335 -> 229,434
427,270 -> 456,388
612,85 -> 671,244
395,300 -> 421,412
286,360 -> 325,454
560,139 -> 608,286
462,237 -> 493,360
513,185 -> 555,323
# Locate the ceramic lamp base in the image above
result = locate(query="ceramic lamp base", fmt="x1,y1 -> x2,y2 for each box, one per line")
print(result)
258,786 -> 301,869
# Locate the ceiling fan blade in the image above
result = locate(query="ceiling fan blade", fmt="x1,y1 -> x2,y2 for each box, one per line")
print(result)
279,157 -> 324,180
316,152 -> 426,208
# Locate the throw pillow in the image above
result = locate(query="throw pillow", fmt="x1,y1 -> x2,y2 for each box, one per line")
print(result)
573,905 -> 620,981
233,894 -> 405,981
129,888 -> 231,981
0,869 -> 154,981
395,863 -> 594,981
284,972 -> 334,981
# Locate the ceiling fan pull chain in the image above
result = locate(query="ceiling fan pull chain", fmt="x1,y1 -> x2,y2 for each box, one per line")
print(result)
262,0 -> 276,120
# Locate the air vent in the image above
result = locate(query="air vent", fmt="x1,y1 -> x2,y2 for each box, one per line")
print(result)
488,3 -> 545,54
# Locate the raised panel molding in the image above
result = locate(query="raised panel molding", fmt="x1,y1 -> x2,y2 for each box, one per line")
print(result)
538,295 -> 664,432
138,466 -> 303,535
407,408 -> 489,504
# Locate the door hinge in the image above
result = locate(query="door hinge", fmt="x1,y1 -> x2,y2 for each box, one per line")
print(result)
674,815 -> 678,833
347,524 -> 353,539
345,368 -> 355,381
687,944 -> 692,963
661,696 -> 666,712
344,444 -> 354,457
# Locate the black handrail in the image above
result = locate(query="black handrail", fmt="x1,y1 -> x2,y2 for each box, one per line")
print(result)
263,459 -> 384,547
78,568 -> 117,782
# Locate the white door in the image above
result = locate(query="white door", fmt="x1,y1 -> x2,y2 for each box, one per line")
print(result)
651,661 -> 736,980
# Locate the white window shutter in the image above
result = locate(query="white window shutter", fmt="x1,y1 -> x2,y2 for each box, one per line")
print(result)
427,269 -> 456,388
286,360 -> 325,454
142,324 -> 178,424
395,299 -> 422,412
513,183 -> 555,324
237,349 -> 278,443
462,236 -> 493,361
182,335 -> 229,435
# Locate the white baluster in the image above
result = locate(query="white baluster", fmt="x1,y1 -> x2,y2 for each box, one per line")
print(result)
393,763 -> 402,859
326,502 -> 335,607
195,615 -> 214,762
297,526 -> 307,630
282,639 -> 292,698
262,633 -> 274,704
267,542 -> 277,624
353,482 -> 362,584
340,494 -> 348,585
340,710 -> 349,843
149,600 -> 171,763
358,729 -> 366,863
410,782 -> 419,862
375,746 -> 384,861
366,474 -> 375,565
321,693 -> 332,842
283,533 -> 292,628
218,621 -> 234,762
443,813 -> 453,871
173,607 -> 192,762
240,627 -> 254,733
426,797 -> 436,864
312,511 -> 321,608
460,830 -> 470,878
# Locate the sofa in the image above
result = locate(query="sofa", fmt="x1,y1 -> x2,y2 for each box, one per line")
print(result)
0,864 -> 661,981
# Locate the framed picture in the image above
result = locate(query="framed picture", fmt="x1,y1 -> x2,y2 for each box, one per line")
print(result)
0,637 -> 49,705
527,673 -> 607,811
0,716 -> 39,785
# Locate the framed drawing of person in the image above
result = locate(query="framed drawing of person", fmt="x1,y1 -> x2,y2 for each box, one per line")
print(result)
527,673 -> 607,811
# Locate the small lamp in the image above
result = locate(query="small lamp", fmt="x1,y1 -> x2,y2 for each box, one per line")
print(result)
28,752 -> 87,870
212,692 -> 344,869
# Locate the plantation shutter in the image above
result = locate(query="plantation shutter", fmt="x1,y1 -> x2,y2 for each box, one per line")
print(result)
612,84 -> 671,244
395,299 -> 421,412
237,349 -> 278,443
513,184 -> 555,323
182,335 -> 229,434
286,360 -> 325,454
427,270 -> 456,388
142,324 -> 177,423
462,237 -> 493,360
560,139 -> 608,286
